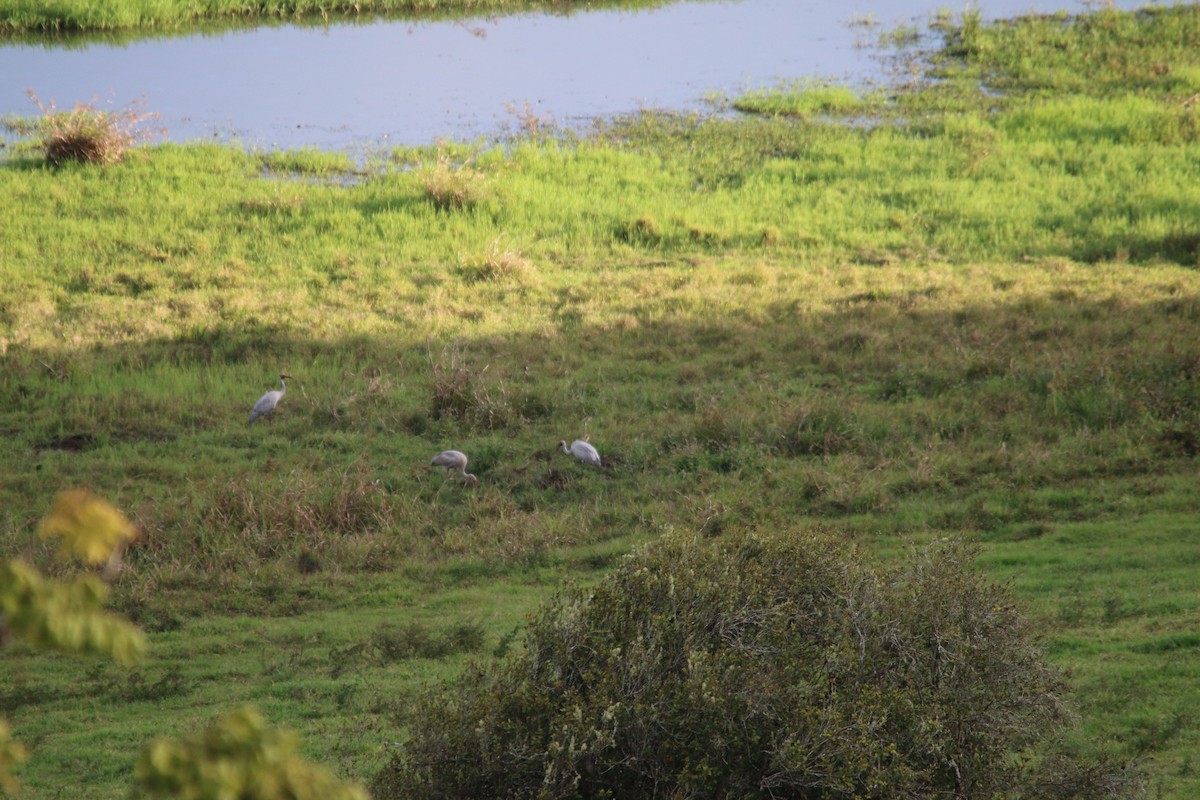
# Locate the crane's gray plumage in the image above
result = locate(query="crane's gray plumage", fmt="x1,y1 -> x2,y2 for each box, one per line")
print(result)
248,374 -> 292,424
559,439 -> 601,467
431,449 -> 478,486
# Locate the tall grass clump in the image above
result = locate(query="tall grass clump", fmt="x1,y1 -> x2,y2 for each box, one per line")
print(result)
419,146 -> 490,211
119,456 -> 409,585
427,346 -> 523,430
375,533 -> 1143,799
4,91 -> 162,166
455,236 -> 536,284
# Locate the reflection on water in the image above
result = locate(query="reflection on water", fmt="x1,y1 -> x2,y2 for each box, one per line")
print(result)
0,0 -> 1185,151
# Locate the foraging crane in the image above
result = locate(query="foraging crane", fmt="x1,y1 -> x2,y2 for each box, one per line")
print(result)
248,374 -> 292,424
559,439 -> 601,467
431,450 -> 478,487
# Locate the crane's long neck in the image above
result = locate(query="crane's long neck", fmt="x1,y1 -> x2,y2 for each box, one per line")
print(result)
278,377 -> 287,394
561,441 -> 571,455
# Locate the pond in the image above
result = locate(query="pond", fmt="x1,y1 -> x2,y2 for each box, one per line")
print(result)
0,0 -> 1186,152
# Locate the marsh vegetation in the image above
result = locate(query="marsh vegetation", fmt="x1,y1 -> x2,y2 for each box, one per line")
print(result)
2,3 -> 1200,798
0,0 -> 683,34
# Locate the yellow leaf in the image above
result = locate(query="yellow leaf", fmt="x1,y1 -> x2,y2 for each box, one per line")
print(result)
37,489 -> 137,565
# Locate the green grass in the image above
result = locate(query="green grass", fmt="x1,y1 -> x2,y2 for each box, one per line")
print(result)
2,565 -> 559,796
3,3 -> 1200,798
979,513 -> 1200,792
732,82 -> 884,118
0,0 -> 689,35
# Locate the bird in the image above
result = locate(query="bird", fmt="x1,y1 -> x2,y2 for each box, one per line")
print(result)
559,439 -> 601,467
431,449 -> 478,487
248,374 -> 292,424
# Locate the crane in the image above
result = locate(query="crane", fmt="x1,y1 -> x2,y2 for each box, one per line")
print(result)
559,439 -> 601,467
248,374 -> 292,424
431,450 -> 478,486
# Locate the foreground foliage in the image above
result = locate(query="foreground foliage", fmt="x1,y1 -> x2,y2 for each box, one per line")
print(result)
378,533 -> 1141,799
0,490 -> 145,793
135,707 -> 367,800
0,491 -> 364,798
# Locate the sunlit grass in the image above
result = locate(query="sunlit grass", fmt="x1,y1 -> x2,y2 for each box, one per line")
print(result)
732,82 -> 883,118
0,0 -> 690,35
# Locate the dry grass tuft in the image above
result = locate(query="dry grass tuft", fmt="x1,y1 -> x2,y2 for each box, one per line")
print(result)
6,90 -> 162,166
429,345 -> 522,430
196,462 -> 393,563
504,101 -> 554,139
457,236 -> 536,283
420,146 -> 489,211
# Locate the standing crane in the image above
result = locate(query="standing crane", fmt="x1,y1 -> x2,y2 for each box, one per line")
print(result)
559,439 -> 601,467
248,374 -> 292,424
431,450 -> 478,486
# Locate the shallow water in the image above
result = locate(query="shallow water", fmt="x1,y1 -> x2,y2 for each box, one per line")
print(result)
0,0 -> 1186,151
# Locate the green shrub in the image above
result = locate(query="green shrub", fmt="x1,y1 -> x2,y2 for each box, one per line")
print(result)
373,532 -> 1142,799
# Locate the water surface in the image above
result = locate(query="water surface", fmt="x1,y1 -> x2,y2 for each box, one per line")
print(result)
0,0 -> 1186,151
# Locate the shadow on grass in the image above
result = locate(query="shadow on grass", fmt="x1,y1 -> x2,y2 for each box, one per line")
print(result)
2,287 -> 1199,622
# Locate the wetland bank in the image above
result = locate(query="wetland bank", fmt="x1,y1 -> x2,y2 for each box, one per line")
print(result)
2,1 -> 1200,798
0,0 -> 1184,149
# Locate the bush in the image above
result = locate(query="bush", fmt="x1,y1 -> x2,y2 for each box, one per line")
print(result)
373,532 -> 1142,799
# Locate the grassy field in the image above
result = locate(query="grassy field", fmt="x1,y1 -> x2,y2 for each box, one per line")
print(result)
3,3 -> 1200,798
